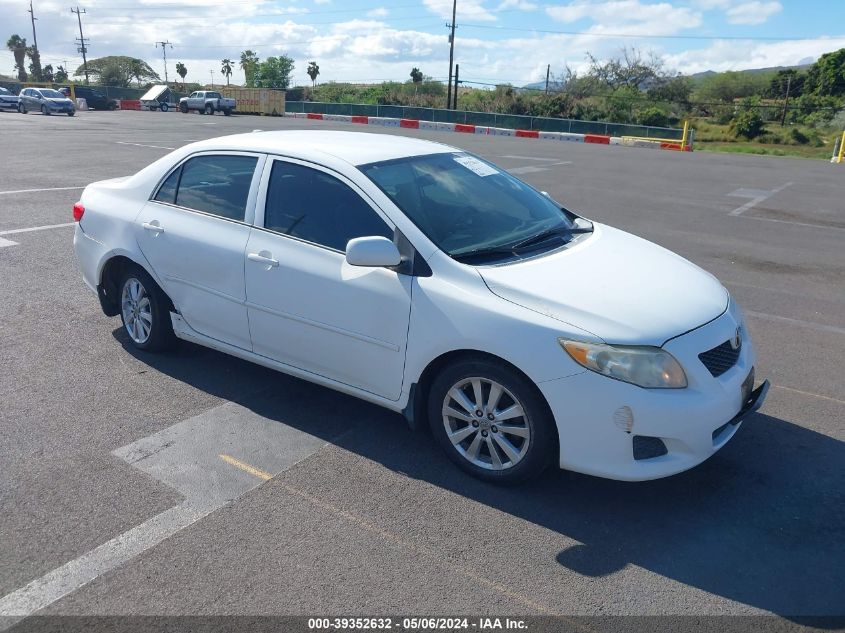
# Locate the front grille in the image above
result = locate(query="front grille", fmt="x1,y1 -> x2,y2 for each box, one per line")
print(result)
633,435 -> 668,460
699,340 -> 740,377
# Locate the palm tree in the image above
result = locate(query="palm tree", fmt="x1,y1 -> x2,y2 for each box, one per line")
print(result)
6,35 -> 28,82
26,45 -> 42,82
240,50 -> 259,87
175,62 -> 187,90
307,61 -> 320,87
221,59 -> 233,86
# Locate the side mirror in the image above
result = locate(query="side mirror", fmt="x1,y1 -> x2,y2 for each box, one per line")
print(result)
346,236 -> 401,268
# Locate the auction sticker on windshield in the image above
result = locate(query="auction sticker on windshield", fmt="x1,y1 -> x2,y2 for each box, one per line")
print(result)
454,154 -> 499,177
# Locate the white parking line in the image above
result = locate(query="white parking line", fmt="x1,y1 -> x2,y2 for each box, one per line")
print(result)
115,141 -> 176,150
746,310 -> 845,336
728,182 -> 793,216
0,186 -> 84,196
0,223 -> 75,248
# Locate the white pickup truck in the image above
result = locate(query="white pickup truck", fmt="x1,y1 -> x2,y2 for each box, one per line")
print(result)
179,91 -> 236,116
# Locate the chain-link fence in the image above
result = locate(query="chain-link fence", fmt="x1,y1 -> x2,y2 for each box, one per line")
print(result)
284,101 -> 686,140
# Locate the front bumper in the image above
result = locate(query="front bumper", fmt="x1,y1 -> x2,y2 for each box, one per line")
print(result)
539,309 -> 768,481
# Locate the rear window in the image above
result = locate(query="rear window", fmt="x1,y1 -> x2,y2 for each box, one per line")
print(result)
154,155 -> 257,221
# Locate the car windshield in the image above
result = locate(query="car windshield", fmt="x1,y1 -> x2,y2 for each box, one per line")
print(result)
0,87 -> 9,95
39,89 -> 65,98
359,152 -> 580,261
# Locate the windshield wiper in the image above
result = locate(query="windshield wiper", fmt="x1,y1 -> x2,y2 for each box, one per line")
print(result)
510,224 -> 593,252
451,246 -> 520,263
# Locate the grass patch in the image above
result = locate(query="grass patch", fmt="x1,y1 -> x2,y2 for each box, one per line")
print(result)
691,118 -> 838,159
696,142 -> 832,159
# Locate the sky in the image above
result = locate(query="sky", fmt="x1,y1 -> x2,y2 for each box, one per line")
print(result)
2,0 -> 845,88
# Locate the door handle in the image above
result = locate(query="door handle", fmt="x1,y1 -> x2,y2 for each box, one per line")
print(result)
142,221 -> 165,234
247,252 -> 279,267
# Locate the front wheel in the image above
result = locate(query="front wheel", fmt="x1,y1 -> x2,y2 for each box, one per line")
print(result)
18,103 -> 26,114
428,358 -> 557,484
119,267 -> 176,352
67,111 -> 75,117
180,102 -> 188,113
41,105 -> 50,116
205,103 -> 214,115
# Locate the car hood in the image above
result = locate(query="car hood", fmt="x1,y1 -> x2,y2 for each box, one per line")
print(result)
47,98 -> 73,104
478,223 -> 728,346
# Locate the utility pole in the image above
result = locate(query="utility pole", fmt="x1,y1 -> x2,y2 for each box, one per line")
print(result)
28,0 -> 38,53
445,0 -> 456,110
780,75 -> 791,127
71,6 -> 89,84
156,40 -> 172,85
545,64 -> 550,94
210,69 -> 214,88
453,63 -> 459,110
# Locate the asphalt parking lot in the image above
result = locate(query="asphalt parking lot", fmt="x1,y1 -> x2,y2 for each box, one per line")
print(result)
0,109 -> 843,629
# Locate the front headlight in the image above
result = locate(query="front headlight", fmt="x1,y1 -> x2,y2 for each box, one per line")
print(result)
559,339 -> 687,389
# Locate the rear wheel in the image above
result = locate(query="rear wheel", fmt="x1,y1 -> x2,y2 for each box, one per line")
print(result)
41,104 -> 49,116
67,111 -> 75,117
428,359 -> 557,484
160,102 -> 169,112
118,267 -> 176,352
223,108 -> 232,116
205,103 -> 214,115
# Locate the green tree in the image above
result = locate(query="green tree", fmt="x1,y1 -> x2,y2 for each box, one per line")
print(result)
768,68 -> 805,99
696,70 -> 771,103
804,48 -> 845,97
240,50 -> 259,87
253,55 -> 294,90
410,67 -> 423,84
75,56 -> 159,87
41,63 -> 54,83
731,98 -> 766,139
307,61 -> 320,87
6,35 -> 28,82
55,65 -> 68,83
221,59 -> 233,86
26,45 -> 42,82
175,62 -> 187,89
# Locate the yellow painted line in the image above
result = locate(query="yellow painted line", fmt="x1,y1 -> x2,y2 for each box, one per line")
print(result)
218,454 -> 273,481
773,385 -> 845,406
274,478 -> 597,631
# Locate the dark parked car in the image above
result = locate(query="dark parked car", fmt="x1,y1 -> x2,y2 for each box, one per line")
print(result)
60,86 -> 118,110
0,86 -> 19,111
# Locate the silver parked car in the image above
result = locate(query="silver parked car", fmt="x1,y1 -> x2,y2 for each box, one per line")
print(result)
0,86 -> 19,111
18,87 -> 75,116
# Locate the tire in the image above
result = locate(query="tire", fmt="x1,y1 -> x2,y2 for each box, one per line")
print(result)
205,103 -> 214,115
41,104 -> 50,116
118,266 -> 176,352
108,102 -> 117,111
180,102 -> 188,114
160,103 -> 169,112
428,358 -> 557,484
18,103 -> 26,114
223,108 -> 231,116
67,111 -> 75,117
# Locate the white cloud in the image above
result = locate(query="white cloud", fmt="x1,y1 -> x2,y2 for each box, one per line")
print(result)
423,0 -> 497,22
546,0 -> 701,31
366,7 -> 389,18
665,36 -> 844,74
497,0 -> 538,10
725,1 -> 782,25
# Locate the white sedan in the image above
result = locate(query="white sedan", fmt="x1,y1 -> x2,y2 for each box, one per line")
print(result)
73,130 -> 768,483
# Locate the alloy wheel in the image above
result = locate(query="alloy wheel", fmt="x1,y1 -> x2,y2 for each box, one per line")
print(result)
121,277 -> 153,344
441,377 -> 531,471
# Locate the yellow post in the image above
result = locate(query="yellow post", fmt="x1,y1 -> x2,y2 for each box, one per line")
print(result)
69,84 -> 76,101
680,120 -> 690,150
838,130 -> 845,164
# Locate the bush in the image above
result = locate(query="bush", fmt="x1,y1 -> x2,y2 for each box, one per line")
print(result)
731,102 -> 766,139
790,127 -> 810,144
635,106 -> 670,127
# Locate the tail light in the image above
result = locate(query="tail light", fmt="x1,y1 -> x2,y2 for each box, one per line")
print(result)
73,202 -> 85,222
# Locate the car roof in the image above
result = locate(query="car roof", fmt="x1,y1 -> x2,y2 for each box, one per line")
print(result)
191,130 -> 456,166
